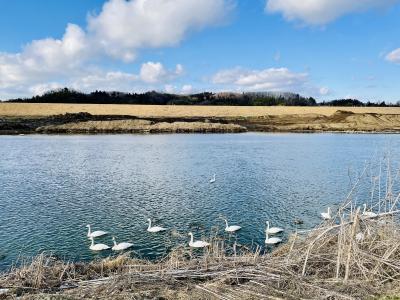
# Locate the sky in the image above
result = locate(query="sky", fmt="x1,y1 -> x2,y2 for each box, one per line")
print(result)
0,0 -> 400,102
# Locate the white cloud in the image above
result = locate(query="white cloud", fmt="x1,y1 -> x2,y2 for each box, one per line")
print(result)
23,24 -> 89,71
181,84 -> 193,94
29,83 -> 65,96
140,62 -> 183,83
266,0 -> 399,25
0,0 -> 232,98
212,67 -> 328,96
70,71 -> 139,92
212,67 -> 308,92
88,0 -> 233,61
319,87 -> 330,96
164,84 -> 176,94
0,24 -> 88,90
386,48 -> 400,63
0,60 -> 182,98
164,84 -> 193,94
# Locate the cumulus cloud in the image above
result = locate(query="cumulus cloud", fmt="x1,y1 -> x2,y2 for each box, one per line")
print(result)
319,87 -> 330,96
164,84 -> 176,94
266,0 -> 399,25
0,60 -> 183,99
140,62 -> 183,83
69,71 -> 140,93
164,84 -> 193,94
212,67 -> 308,91
88,0 -> 232,61
0,24 -> 88,90
0,0 -> 232,98
386,48 -> 400,64
29,83 -> 65,96
212,67 -> 328,96
181,84 -> 193,94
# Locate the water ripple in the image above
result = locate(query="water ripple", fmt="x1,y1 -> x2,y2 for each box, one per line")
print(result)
0,133 -> 398,270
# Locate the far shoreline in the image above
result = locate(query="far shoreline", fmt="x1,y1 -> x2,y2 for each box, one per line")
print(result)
2,104 -> 400,134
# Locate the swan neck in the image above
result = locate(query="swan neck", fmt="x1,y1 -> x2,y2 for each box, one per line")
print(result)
189,233 -> 193,243
148,219 -> 152,229
224,219 -> 228,228
90,238 -> 94,246
266,221 -> 270,230
87,225 -> 91,235
113,238 -> 117,246
363,204 -> 366,213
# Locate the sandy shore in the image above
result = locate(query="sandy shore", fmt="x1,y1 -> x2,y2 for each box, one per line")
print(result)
2,104 -> 400,134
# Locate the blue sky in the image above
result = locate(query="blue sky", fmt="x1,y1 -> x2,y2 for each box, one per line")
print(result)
0,0 -> 400,102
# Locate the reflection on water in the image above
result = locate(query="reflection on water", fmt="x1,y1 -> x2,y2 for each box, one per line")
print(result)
0,133 -> 399,270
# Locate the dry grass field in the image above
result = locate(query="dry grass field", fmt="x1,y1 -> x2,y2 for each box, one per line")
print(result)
2,103 -> 400,118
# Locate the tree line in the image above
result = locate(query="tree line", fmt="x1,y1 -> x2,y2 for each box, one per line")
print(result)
5,88 -> 399,107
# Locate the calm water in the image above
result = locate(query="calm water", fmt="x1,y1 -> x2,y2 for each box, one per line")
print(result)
0,133 -> 399,271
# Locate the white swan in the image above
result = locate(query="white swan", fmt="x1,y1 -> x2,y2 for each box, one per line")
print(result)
266,221 -> 284,235
86,224 -> 107,238
265,233 -> 282,245
89,237 -> 110,251
209,174 -> 216,183
188,232 -> 210,248
362,204 -> 377,218
321,207 -> 332,220
111,237 -> 133,251
224,219 -> 241,233
147,219 -> 167,233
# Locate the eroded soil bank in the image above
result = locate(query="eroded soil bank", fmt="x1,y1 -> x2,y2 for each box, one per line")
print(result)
2,110 -> 400,134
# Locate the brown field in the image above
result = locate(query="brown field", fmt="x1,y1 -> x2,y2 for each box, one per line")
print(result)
2,103 -> 400,118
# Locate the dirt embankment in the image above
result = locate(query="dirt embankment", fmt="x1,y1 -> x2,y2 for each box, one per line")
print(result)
2,110 -> 400,134
238,110 -> 400,132
37,119 -> 246,134
0,113 -> 247,134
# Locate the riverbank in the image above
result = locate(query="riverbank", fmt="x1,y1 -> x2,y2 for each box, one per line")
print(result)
1,206 -> 399,299
2,106 -> 400,134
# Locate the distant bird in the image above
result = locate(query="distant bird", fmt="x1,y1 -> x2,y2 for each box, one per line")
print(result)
147,219 -> 167,233
321,207 -> 332,220
209,174 -> 216,184
224,219 -> 241,233
188,232 -> 210,248
86,224 -> 107,239
89,237 -> 110,251
266,221 -> 284,235
362,204 -> 377,218
111,237 -> 133,251
265,233 -> 282,245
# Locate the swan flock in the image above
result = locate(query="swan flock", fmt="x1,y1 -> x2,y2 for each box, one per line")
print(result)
86,218 -> 285,252
87,187 -> 373,253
